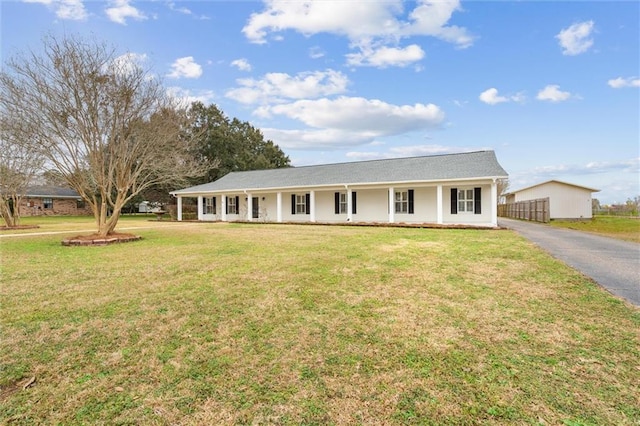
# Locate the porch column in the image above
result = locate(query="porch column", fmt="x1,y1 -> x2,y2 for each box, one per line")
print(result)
347,188 -> 353,222
491,180 -> 498,227
221,195 -> 227,222
197,196 -> 203,221
310,190 -> 316,222
277,192 -> 282,222
388,187 -> 395,223
436,184 -> 443,224
246,193 -> 253,222
177,196 -> 183,221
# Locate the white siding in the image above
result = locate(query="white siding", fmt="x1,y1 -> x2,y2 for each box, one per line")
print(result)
515,182 -> 593,219
181,180 -> 498,226
442,184 -> 494,225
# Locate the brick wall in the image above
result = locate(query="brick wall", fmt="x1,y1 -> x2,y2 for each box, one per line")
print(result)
19,197 -> 93,217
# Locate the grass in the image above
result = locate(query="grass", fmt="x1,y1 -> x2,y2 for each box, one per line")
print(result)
1,219 -> 639,425
550,215 -> 640,243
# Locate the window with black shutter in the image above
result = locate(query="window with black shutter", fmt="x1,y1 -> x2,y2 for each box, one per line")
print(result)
352,192 -> 357,214
408,189 -> 414,214
451,188 -> 458,214
293,194 -> 307,214
474,187 -> 482,214
452,187 -> 481,214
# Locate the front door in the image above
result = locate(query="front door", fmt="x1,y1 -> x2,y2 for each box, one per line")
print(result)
252,197 -> 259,219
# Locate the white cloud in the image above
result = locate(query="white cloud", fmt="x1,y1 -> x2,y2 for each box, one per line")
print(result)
309,46 -> 325,59
231,58 -> 252,72
346,44 -> 425,68
479,88 -> 525,105
261,128 -> 375,149
556,21 -> 595,56
167,57 -> 203,79
167,1 -> 191,15
242,0 -> 473,68
257,97 -> 445,149
24,0 -> 88,20
258,96 -> 445,134
105,0 -> 147,25
607,77 -> 640,89
166,87 -> 216,107
346,144 -> 477,160
107,52 -> 148,76
225,69 -> 349,104
402,0 -> 474,48
536,85 -> 572,102
479,88 -> 507,105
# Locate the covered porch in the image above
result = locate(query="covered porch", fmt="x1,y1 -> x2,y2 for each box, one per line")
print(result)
173,180 -> 500,227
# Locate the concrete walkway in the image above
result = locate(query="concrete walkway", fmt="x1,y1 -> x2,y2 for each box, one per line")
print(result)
499,218 -> 640,307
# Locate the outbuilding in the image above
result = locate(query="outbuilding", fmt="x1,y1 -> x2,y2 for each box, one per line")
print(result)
504,180 -> 599,220
170,150 -> 508,228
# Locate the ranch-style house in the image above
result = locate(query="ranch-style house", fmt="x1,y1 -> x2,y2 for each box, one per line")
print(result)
170,150 -> 509,227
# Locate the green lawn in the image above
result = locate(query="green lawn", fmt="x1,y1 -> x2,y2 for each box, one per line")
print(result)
550,215 -> 640,243
1,220 -> 638,425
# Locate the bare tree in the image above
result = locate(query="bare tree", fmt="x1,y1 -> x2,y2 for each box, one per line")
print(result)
497,178 -> 510,204
1,35 -> 206,236
0,134 -> 44,227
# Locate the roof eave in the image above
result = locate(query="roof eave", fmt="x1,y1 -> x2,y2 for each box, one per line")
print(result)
170,174 -> 509,196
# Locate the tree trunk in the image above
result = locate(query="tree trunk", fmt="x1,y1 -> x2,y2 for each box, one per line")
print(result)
0,195 -> 21,227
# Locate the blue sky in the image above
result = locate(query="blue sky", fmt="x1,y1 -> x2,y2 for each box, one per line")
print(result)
2,0 -> 638,204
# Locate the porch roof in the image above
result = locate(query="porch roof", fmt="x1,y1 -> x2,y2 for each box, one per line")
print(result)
171,150 -> 508,195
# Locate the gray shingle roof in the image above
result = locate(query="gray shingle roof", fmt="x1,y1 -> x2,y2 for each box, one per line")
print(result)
26,186 -> 81,198
171,150 -> 508,195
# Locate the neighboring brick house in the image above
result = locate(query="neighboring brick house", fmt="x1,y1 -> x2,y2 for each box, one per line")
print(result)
20,186 -> 92,216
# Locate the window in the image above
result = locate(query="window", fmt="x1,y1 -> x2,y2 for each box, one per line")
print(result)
227,196 -> 237,214
76,199 -> 85,209
43,198 -> 53,209
291,194 -> 310,215
458,189 -> 474,213
339,193 -> 347,214
296,194 -> 307,214
335,192 -> 357,215
451,187 -> 481,215
204,197 -> 216,214
395,191 -> 408,213
394,189 -> 414,214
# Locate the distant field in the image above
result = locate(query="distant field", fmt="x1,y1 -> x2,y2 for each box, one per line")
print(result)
1,219 -> 638,425
550,215 -> 640,243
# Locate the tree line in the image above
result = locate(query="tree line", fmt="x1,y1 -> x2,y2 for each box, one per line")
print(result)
0,35 -> 289,235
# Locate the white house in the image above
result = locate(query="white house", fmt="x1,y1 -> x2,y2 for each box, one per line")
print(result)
170,150 -> 509,227
504,180 -> 599,219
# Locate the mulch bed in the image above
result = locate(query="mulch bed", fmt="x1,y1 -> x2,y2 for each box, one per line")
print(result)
62,233 -> 142,246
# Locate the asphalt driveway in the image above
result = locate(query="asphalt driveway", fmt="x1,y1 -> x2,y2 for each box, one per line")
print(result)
499,218 -> 640,307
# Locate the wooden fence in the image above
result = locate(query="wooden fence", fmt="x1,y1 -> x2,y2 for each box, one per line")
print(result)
498,198 -> 550,223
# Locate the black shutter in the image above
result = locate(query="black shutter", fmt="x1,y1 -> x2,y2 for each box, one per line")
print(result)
202,198 -> 206,215
474,187 -> 482,214
225,196 -> 229,214
352,192 -> 357,214
408,189 -> 414,214
451,188 -> 458,214
291,194 -> 296,215
213,197 -> 216,214
335,192 -> 340,214
305,193 -> 310,215
235,196 -> 239,214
